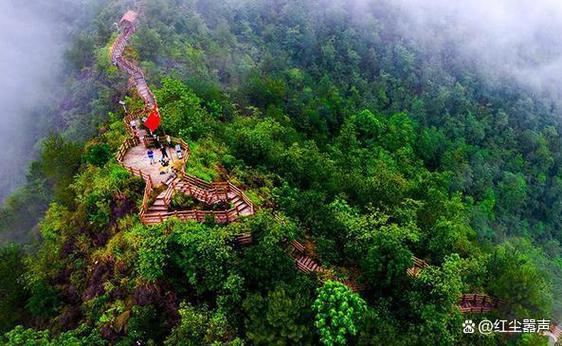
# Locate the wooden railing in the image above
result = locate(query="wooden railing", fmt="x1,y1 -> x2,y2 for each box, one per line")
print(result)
178,175 -> 254,215
141,208 -> 239,224
120,164 -> 154,218
123,112 -> 140,137
162,178 -> 177,206
116,137 -> 139,162
407,256 -> 429,277
139,177 -> 154,219
181,174 -> 211,189
228,181 -> 255,215
170,136 -> 190,157
458,294 -> 500,313
110,16 -> 157,109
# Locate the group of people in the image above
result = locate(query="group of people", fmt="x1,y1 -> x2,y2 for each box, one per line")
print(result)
146,134 -> 181,175
146,146 -> 169,165
147,147 -> 171,175
129,117 -> 184,174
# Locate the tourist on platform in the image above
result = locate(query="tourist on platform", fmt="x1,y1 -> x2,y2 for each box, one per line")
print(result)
147,149 -> 155,164
161,146 -> 169,160
159,158 -> 170,174
153,134 -> 162,149
175,144 -> 183,160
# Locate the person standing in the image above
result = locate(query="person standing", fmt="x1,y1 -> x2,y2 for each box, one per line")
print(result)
161,146 -> 169,160
147,149 -> 155,164
153,134 -> 161,149
175,144 -> 183,159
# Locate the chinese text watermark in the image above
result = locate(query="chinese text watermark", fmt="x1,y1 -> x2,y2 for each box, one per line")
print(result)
463,319 -> 551,335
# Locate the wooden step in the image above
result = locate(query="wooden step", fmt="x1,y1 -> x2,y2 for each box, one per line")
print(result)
295,256 -> 319,273
292,240 -> 305,253
234,233 -> 252,245
153,199 -> 166,207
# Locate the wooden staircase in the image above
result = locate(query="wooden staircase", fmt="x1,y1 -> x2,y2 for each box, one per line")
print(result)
458,293 -> 501,313
111,10 -> 255,227
407,256 -> 429,278
288,240 -> 365,292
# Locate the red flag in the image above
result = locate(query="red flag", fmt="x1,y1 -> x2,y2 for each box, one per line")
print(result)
144,106 -> 160,132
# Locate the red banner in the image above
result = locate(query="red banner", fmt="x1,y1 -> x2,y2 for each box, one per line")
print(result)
144,106 -> 160,132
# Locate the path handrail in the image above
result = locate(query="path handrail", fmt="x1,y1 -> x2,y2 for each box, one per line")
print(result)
116,137 -> 139,162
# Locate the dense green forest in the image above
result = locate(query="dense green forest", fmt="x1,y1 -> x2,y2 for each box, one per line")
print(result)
1,0 -> 561,344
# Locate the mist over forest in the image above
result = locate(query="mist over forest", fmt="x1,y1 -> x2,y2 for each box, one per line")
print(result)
394,0 -> 562,101
1,0 -> 562,344
4,0 -> 562,201
0,0 -> 106,202
0,2 -> 63,202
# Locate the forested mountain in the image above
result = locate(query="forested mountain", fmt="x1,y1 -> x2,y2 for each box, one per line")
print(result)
1,0 -> 561,344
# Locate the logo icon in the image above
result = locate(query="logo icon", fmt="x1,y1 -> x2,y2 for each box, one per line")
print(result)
463,320 -> 476,334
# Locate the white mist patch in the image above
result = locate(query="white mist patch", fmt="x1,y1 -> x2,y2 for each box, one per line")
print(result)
394,0 -> 562,98
0,1 -> 65,201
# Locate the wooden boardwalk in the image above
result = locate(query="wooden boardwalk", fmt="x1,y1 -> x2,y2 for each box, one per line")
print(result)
122,143 -> 176,185
111,11 -> 255,226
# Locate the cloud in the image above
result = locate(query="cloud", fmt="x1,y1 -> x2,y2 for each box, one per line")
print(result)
392,0 -> 562,98
0,1 -> 67,201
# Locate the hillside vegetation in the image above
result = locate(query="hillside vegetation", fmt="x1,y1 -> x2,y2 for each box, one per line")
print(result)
1,0 -> 561,345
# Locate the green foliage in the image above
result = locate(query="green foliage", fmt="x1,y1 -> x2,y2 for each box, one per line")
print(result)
487,240 -> 553,317
72,163 -> 143,227
3,324 -> 105,346
360,226 -> 414,290
156,78 -> 211,140
25,280 -> 60,319
244,74 -> 287,108
0,173 -> 50,242
3,0 -> 562,344
84,143 -> 112,167
168,222 -> 235,294
66,32 -> 96,70
125,305 -> 166,344
415,254 -> 465,307
38,135 -> 82,205
170,192 -> 197,210
165,303 -> 240,346
182,139 -> 224,181
134,223 -> 169,282
234,211 -> 299,290
228,118 -> 292,167
407,255 -> 465,345
242,283 -> 314,345
312,281 -> 367,345
0,245 -> 28,332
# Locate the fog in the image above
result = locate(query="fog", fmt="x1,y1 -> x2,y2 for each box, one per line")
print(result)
0,1 -> 67,202
3,0 -> 562,202
391,0 -> 562,99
